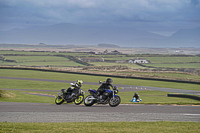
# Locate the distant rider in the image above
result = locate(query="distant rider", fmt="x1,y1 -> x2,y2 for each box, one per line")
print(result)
133,92 -> 139,101
67,80 -> 83,98
96,78 -> 113,97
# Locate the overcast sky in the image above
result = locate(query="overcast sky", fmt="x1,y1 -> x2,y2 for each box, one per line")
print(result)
0,0 -> 200,36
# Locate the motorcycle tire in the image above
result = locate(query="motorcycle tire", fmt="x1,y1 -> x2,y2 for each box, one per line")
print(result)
55,96 -> 64,105
84,95 -> 95,106
74,94 -> 84,105
109,95 -> 121,107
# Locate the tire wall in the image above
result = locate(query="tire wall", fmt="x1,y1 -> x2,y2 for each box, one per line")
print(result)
167,93 -> 200,100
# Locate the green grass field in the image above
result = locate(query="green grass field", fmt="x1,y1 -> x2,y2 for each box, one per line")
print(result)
88,69 -> 200,81
0,121 -> 199,133
145,57 -> 200,63
0,69 -> 200,104
145,63 -> 200,68
0,61 -> 85,67
0,50 -> 88,56
0,55 -> 85,67
90,62 -> 143,69
4,56 -> 70,62
1,69 -> 200,91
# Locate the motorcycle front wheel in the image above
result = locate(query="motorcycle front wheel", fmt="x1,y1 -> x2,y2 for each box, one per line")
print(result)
55,96 -> 64,105
109,95 -> 121,107
74,94 -> 84,105
84,95 -> 95,106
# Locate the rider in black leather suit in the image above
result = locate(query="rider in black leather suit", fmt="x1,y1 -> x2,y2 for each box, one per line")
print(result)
96,78 -> 113,96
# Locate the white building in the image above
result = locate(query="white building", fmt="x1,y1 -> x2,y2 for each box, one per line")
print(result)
128,58 -> 149,64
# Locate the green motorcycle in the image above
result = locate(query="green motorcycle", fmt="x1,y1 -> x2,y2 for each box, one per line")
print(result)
55,88 -> 84,105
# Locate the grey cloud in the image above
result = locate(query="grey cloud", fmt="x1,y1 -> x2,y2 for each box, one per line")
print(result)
191,0 -> 200,6
0,0 -> 199,32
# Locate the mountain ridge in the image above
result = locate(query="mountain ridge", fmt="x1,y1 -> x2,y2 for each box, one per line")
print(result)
0,23 -> 199,47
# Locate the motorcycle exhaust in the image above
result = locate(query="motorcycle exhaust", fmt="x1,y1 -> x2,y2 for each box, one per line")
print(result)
88,97 -> 96,100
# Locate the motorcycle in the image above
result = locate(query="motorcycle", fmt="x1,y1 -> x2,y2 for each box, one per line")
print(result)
131,97 -> 142,102
55,83 -> 84,105
84,82 -> 121,107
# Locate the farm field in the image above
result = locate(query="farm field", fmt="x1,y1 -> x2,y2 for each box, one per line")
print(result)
1,55 -> 200,70
0,60 -> 84,67
144,63 -> 200,68
0,50 -> 200,82
87,70 -> 200,81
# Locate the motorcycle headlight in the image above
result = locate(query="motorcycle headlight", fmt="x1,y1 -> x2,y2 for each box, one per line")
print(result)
115,90 -> 118,94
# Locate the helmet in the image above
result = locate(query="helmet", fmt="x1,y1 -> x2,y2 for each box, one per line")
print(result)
76,80 -> 83,87
106,78 -> 113,84
135,92 -> 137,95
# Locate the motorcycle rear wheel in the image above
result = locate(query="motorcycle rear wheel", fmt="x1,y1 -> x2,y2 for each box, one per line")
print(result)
84,95 -> 95,106
74,94 -> 84,105
55,96 -> 64,105
109,95 -> 121,107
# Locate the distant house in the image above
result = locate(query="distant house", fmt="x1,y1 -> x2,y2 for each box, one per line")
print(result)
80,57 -> 104,62
110,50 -> 122,55
128,58 -> 149,64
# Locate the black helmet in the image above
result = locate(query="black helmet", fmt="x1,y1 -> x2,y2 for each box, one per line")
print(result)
106,78 -> 113,84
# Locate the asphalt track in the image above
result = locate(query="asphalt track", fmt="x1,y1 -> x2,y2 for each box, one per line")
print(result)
0,76 -> 200,122
0,102 -> 200,122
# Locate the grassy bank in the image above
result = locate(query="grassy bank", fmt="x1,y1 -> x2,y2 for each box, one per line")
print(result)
0,69 -> 200,91
1,89 -> 200,105
0,121 -> 199,133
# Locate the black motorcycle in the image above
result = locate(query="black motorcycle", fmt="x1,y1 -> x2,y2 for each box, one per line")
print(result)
84,82 -> 121,107
55,87 -> 84,105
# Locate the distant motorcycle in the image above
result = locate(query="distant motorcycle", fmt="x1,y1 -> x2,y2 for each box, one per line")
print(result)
84,82 -> 121,107
131,98 -> 142,102
55,84 -> 84,105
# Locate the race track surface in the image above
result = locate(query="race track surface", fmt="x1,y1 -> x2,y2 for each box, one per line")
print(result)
0,102 -> 200,122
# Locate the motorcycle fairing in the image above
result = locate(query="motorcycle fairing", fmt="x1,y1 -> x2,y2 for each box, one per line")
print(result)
104,89 -> 112,93
88,89 -> 97,93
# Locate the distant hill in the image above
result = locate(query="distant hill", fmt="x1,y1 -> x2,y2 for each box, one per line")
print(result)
0,23 -> 199,48
98,43 -> 120,48
168,27 -> 200,47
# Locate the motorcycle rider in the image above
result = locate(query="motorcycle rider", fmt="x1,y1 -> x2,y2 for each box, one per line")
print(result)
133,92 -> 139,101
67,80 -> 83,98
96,78 -> 113,98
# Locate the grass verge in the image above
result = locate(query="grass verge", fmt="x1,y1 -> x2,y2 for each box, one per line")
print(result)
1,89 -> 200,105
0,121 -> 199,133
0,69 -> 200,91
